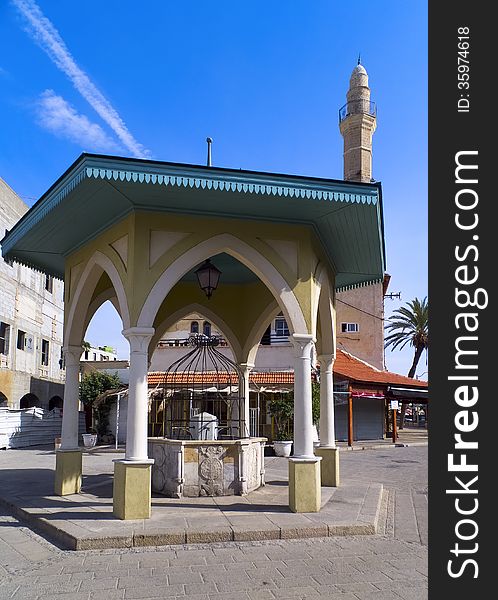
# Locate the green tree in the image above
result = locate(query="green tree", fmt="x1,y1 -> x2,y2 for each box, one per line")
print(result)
385,297 -> 428,378
385,297 -> 428,428
268,395 -> 294,441
268,383 -> 320,441
79,371 -> 121,438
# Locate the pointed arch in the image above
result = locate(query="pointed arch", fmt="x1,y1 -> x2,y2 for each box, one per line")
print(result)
65,251 -> 130,347
148,302 -> 243,362
138,234 -> 307,336
83,288 -> 120,335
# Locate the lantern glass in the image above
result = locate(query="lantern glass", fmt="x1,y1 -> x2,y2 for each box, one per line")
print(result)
195,259 -> 221,298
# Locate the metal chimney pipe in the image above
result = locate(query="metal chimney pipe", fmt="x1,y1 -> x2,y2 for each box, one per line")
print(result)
206,137 -> 213,167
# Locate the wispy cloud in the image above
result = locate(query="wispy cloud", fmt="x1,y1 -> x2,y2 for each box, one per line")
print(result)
12,0 -> 151,158
36,89 -> 122,153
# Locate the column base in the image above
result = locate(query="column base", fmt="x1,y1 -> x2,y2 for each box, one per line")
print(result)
288,457 -> 322,513
113,460 -> 153,520
315,446 -> 340,487
55,449 -> 82,495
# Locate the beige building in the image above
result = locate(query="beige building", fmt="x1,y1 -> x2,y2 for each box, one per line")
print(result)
0,178 -> 65,409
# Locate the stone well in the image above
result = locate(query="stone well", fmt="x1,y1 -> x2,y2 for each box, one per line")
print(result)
148,437 -> 266,497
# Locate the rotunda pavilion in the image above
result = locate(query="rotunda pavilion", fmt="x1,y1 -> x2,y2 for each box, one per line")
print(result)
1,152 -> 385,518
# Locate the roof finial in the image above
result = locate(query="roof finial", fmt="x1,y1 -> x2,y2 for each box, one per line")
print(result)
357,53 -> 361,65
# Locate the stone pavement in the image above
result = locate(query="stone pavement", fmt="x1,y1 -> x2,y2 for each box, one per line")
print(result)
0,442 -> 427,599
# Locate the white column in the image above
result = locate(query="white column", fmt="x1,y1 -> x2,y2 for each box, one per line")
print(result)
239,362 -> 254,437
122,327 -> 155,461
318,354 -> 336,448
292,333 -> 315,459
60,345 -> 82,450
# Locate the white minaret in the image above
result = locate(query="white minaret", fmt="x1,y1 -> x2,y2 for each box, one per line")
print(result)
339,60 -> 377,183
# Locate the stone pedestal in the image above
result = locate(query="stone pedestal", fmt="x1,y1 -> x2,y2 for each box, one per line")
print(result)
288,456 -> 322,513
55,449 -> 82,496
113,460 -> 153,520
315,446 -> 340,487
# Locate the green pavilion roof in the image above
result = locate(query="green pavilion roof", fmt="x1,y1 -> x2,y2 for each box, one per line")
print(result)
1,153 -> 386,291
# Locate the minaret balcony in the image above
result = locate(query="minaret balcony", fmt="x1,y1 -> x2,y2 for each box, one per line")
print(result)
339,100 -> 377,123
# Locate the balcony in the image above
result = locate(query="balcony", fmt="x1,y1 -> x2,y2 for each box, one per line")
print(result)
339,100 -> 377,123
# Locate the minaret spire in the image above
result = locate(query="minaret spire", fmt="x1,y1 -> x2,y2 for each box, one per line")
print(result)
338,61 -> 377,183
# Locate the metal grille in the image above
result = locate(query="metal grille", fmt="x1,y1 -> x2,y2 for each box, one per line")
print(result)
149,335 -> 247,440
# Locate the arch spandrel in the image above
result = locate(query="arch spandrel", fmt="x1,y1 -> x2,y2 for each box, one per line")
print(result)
65,216 -> 132,304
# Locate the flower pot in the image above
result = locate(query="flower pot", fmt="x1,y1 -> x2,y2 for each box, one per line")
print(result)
82,433 -> 97,448
273,440 -> 293,457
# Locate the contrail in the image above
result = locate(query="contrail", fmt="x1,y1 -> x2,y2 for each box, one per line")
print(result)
12,0 -> 151,158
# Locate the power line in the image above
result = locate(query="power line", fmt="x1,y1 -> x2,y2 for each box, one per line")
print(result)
336,298 -> 385,321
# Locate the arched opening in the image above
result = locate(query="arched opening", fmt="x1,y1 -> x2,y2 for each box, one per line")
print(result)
48,395 -> 64,411
63,252 -> 128,448
138,234 -> 308,336
85,300 -> 127,361
0,391 -> 8,407
20,393 -> 40,409
66,251 -> 129,348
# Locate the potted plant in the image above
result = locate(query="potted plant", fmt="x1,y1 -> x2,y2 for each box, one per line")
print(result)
268,395 -> 294,457
82,428 -> 97,448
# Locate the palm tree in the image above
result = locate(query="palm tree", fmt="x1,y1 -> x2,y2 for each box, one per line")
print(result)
385,297 -> 428,428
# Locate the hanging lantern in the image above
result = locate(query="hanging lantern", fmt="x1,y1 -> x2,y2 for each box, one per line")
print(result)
195,259 -> 221,299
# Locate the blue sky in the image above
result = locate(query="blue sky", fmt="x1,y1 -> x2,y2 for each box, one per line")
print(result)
0,1 -> 427,377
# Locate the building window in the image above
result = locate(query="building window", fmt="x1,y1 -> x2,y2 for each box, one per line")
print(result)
17,330 -> 26,351
190,321 -> 199,334
203,321 -> 211,336
274,317 -> 289,337
0,322 -> 10,355
41,339 -> 50,366
341,322 -> 359,333
45,274 -> 54,293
